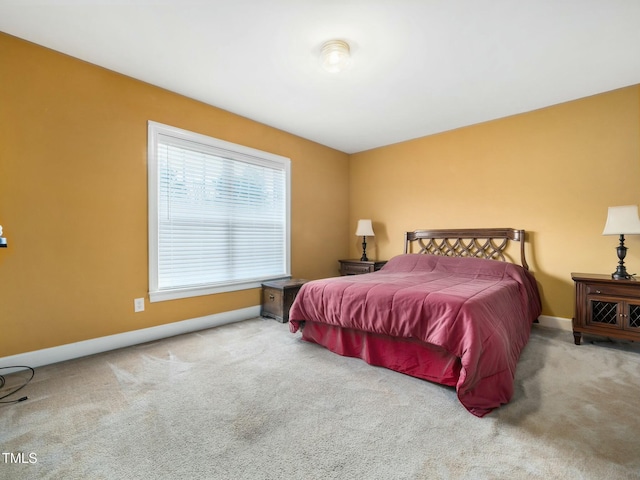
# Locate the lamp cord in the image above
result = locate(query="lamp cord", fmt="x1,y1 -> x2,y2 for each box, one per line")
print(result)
0,366 -> 34,404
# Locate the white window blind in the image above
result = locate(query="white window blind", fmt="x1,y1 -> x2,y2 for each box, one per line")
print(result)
148,121 -> 291,302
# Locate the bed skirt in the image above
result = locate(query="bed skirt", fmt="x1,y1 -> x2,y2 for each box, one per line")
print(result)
299,320 -> 461,387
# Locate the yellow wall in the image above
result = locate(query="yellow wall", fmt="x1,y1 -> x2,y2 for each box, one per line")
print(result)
0,33 -> 350,357
350,85 -> 640,318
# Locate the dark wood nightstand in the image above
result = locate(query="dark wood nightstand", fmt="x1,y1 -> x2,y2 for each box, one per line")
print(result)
261,279 -> 307,323
572,272 -> 640,345
338,259 -> 387,276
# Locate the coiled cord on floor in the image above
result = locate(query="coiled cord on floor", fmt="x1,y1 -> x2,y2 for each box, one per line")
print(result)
0,366 -> 34,404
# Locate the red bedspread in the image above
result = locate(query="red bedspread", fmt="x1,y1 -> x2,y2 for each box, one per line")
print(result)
289,254 -> 542,416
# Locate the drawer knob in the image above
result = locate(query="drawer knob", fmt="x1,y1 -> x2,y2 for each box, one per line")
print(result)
595,290 -> 601,294
269,294 -> 275,301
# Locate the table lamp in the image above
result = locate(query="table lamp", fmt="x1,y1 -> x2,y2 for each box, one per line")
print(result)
602,205 -> 640,279
355,219 -> 375,261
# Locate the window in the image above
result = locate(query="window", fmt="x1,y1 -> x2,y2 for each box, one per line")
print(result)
148,121 -> 291,302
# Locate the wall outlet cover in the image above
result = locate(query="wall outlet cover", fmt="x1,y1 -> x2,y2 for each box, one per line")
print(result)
134,298 -> 145,312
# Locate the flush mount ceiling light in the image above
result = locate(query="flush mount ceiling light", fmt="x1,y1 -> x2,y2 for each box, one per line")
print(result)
321,40 -> 351,73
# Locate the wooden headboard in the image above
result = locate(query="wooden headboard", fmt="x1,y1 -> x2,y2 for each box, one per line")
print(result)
404,228 -> 529,270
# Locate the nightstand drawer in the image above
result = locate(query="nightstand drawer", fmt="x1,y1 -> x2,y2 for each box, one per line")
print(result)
262,287 -> 283,316
338,259 -> 387,276
342,264 -> 372,275
586,283 -> 639,297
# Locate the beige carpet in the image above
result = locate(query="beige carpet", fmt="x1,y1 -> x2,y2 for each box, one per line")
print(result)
1,318 -> 639,479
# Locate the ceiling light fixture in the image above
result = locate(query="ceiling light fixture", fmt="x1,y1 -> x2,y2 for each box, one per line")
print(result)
321,40 -> 351,73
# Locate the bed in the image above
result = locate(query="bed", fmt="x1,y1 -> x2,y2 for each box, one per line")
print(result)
288,228 -> 542,417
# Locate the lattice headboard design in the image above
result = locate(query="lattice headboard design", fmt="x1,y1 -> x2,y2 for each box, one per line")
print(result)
404,228 -> 529,270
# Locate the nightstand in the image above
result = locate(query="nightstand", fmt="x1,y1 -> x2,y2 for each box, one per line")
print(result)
338,259 -> 387,276
572,272 -> 640,345
261,279 -> 307,323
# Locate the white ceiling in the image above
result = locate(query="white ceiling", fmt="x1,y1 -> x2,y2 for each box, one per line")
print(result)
2,1 -> 640,154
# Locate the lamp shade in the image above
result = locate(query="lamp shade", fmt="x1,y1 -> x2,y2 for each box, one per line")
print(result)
602,205 -> 640,235
355,219 -> 375,237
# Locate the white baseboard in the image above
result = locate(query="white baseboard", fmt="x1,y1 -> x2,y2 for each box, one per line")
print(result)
0,306 -> 260,373
536,315 -> 572,331
1,308 -> 571,374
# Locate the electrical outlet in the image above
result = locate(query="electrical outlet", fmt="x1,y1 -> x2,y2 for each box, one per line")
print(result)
134,298 -> 145,313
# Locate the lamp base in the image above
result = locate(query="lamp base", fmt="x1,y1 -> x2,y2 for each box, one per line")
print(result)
611,234 -> 632,280
611,271 -> 633,280
360,236 -> 368,262
612,265 -> 634,280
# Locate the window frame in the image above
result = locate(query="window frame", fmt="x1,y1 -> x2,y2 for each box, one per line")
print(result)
147,121 -> 291,302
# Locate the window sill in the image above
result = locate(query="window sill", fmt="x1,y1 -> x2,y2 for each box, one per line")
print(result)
149,277 -> 291,302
